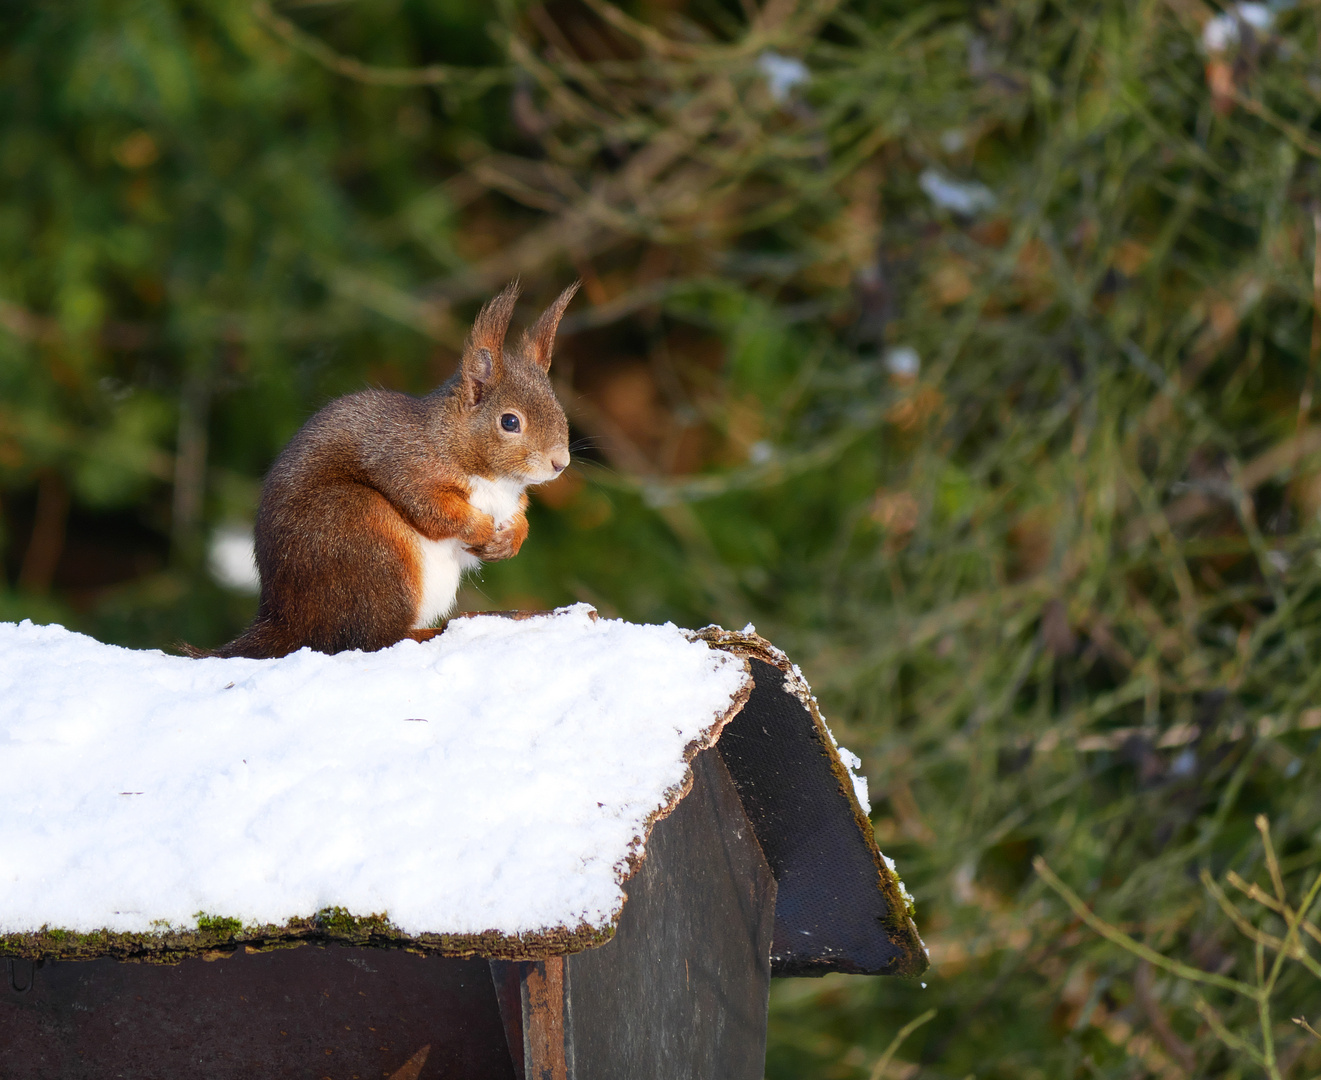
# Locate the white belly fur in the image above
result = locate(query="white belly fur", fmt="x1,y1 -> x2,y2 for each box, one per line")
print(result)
413,476 -> 527,628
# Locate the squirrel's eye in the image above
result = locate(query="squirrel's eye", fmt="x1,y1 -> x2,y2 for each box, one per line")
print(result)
500,413 -> 521,433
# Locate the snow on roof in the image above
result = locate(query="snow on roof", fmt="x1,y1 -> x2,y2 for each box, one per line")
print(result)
0,605 -> 750,948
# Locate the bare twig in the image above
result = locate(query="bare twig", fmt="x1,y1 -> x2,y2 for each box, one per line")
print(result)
1033,857 -> 1255,998
1234,91 -> 1321,162
1202,869 -> 1287,955
1228,870 -> 1321,950
1257,814 -> 1288,909
1123,425 -> 1321,547
1134,961 -> 1197,1075
252,1 -> 509,88
1195,998 -> 1267,1067
867,1008 -> 936,1080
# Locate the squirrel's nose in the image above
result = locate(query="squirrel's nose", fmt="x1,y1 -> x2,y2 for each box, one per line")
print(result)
550,450 -> 570,474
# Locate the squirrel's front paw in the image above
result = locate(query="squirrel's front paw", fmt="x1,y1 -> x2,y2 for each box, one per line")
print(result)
465,513 -> 528,561
459,510 -> 497,550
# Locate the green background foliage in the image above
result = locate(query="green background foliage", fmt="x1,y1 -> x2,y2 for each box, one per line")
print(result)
3,0 -> 1321,1075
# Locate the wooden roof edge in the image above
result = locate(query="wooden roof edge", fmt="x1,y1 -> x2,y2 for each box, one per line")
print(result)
691,626 -> 929,977
0,912 -> 618,966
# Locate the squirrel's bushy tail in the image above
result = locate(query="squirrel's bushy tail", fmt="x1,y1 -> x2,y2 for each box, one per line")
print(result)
178,617 -> 301,660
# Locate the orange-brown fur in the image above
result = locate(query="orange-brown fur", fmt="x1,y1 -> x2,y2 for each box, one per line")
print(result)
191,283 -> 575,659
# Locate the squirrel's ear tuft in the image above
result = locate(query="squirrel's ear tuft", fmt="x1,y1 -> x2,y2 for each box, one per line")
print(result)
521,281 -> 580,373
461,283 -> 520,406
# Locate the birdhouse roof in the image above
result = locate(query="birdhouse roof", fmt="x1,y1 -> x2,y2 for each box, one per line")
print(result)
0,605 -> 924,976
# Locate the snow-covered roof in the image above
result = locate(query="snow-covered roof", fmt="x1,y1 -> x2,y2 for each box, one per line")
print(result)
0,605 -> 923,975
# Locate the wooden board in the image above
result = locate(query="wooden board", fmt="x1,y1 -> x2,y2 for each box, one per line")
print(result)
717,658 -> 924,976
1,946 -> 516,1079
496,749 -> 777,1080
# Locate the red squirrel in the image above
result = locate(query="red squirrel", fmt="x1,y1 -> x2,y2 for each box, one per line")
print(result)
197,282 -> 576,659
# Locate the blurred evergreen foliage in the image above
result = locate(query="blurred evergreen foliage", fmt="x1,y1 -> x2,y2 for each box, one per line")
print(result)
3,0 -> 1321,1076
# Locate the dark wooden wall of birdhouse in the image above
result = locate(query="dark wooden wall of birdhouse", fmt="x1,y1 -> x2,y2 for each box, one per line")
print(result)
494,748 -> 778,1080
